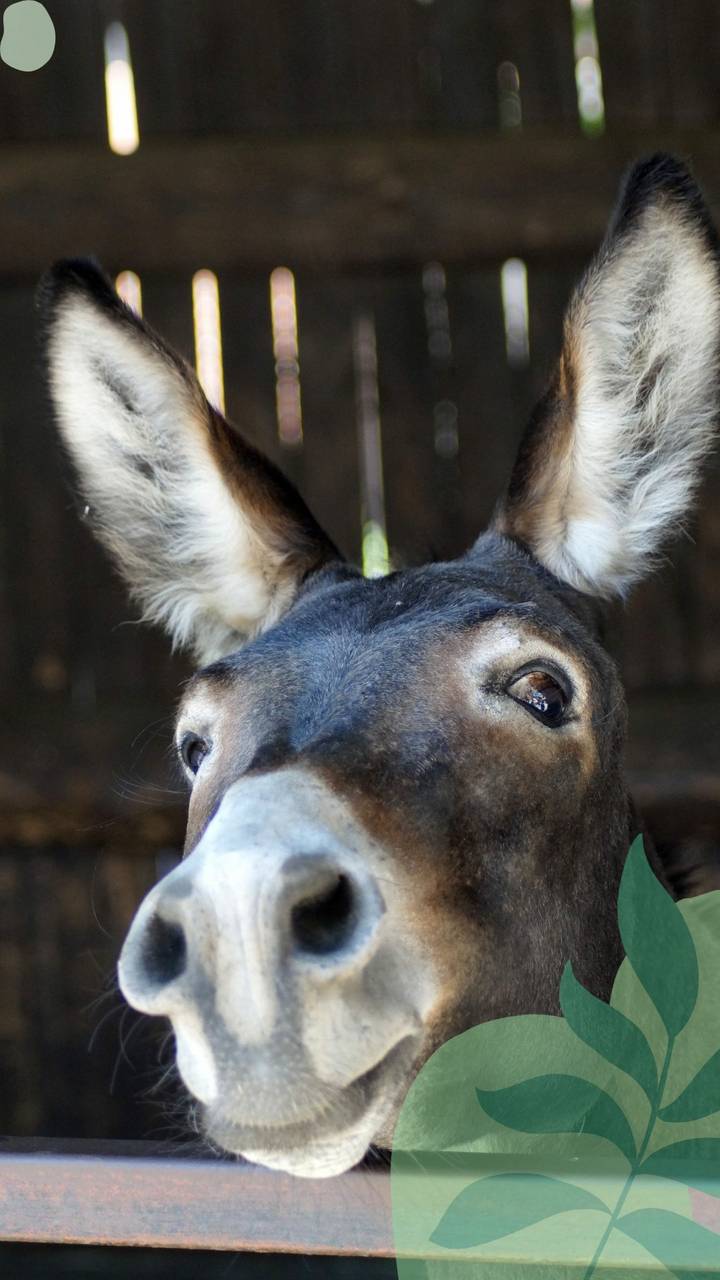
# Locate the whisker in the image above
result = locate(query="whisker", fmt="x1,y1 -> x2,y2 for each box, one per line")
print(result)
130,714 -> 176,752
109,1006 -> 145,1092
87,998 -> 125,1053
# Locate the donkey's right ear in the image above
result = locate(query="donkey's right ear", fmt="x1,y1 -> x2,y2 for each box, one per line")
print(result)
493,154 -> 720,598
39,259 -> 340,664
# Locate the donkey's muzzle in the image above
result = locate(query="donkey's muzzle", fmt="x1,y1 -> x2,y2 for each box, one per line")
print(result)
120,849 -> 384,1016
116,768 -> 436,1124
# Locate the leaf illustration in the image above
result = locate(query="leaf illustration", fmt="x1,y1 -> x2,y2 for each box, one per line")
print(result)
560,961 -> 658,1102
391,879 -> 720,1280
476,1074 -> 637,1163
617,835 -> 698,1037
429,1172 -> 609,1249
617,1208 -> 720,1273
641,1138 -> 720,1195
660,1048 -> 720,1123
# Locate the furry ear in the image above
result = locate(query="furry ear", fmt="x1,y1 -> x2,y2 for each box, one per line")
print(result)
494,154 -> 720,597
39,259 -> 339,664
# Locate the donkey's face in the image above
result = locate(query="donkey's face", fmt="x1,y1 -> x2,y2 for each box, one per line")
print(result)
162,551 -> 627,1176
42,155 -> 719,1177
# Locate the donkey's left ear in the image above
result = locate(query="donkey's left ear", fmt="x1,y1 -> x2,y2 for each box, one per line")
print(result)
39,259 -> 340,664
494,154 -> 720,597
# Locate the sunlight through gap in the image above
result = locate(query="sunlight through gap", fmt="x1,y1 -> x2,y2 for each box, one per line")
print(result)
192,270 -> 225,414
104,23 -> 139,156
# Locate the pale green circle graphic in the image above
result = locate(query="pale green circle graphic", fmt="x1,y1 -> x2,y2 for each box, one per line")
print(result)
1,1 -> 55,72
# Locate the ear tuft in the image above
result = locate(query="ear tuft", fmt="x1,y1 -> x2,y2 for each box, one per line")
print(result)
494,153 -> 720,598
610,153 -> 718,251
38,257 -> 119,313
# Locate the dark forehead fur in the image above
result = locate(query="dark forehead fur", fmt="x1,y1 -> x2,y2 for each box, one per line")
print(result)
189,532 -> 612,696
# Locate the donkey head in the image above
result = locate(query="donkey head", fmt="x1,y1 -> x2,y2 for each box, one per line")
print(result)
41,155 -> 719,1177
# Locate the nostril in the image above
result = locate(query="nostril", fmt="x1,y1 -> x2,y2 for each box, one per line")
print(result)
139,913 -> 187,988
291,873 -> 356,956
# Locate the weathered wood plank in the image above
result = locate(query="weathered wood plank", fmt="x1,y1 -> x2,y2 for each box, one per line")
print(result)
4,132 -> 720,277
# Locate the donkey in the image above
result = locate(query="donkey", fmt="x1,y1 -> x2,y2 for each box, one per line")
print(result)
41,154 -> 718,1178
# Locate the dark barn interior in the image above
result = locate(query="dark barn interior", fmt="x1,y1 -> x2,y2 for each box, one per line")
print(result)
0,0 -> 718,1153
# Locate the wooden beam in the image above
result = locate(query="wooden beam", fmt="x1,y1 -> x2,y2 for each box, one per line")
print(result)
3,131 -> 720,276
0,1138 -> 394,1254
1,1138 -> 717,1262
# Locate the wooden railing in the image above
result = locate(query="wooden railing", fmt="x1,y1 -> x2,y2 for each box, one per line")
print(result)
0,1139 -> 393,1254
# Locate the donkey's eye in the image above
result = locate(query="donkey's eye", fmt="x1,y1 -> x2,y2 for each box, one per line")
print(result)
506,670 -> 568,727
180,733 -> 211,775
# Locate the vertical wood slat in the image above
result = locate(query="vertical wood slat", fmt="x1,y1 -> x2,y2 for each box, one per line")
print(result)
0,286 -> 26,694
491,0 -> 579,127
290,0 -> 419,128
122,0 -> 198,138
0,283 -> 70,702
218,268 -> 302,495
290,276 -> 362,565
598,0 -> 720,128
410,0 -> 499,128
371,272 -> 452,565
124,0 -> 514,136
449,267 -> 529,543
0,847 -> 175,1141
126,0 -> 418,135
525,261 -> 586,400
595,0 -> 673,127
422,265 -> 465,560
663,0 -> 720,126
0,858 -> 40,1134
4,0 -> 720,144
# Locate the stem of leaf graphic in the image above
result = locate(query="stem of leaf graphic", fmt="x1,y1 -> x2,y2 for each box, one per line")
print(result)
581,1033 -> 675,1280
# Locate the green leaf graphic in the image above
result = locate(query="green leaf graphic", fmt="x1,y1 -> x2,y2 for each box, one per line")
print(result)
560,961 -> 658,1102
641,1138 -> 720,1194
475,1074 -> 637,1163
660,1048 -> 720,1123
391,875 -> 720,1280
430,1172 -> 609,1249
618,835 -> 698,1036
617,1208 -> 720,1272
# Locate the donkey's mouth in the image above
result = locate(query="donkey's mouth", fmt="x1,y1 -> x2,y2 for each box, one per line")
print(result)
201,1034 -> 420,1176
